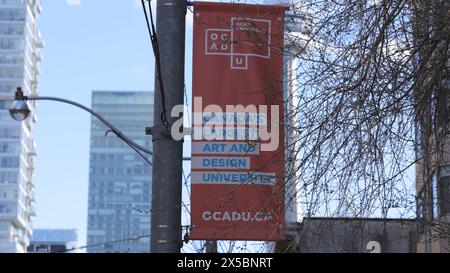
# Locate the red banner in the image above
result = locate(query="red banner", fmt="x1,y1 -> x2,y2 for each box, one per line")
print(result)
191,2 -> 286,241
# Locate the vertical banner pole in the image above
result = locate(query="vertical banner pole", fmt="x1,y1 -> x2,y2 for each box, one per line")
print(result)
150,0 -> 186,253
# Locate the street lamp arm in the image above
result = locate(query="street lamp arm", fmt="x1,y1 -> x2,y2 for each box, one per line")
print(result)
25,96 -> 153,155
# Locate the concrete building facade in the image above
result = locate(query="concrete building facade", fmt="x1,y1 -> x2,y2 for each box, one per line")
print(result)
275,217 -> 418,253
414,0 -> 450,253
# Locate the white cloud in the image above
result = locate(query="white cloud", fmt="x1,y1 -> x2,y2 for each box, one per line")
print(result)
66,0 -> 81,6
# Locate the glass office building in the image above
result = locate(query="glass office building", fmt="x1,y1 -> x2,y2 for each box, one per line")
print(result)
0,0 -> 43,253
87,91 -> 153,253
28,229 -> 79,253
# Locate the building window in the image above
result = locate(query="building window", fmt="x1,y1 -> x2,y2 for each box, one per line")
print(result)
0,204 -> 12,213
0,156 -> 19,168
0,171 -> 18,184
104,243 -> 113,250
432,173 -> 439,219
439,166 -> 450,215
0,8 -> 26,21
35,244 -> 50,252
417,188 -> 425,220
0,23 -> 24,35
442,79 -> 450,110
50,245 -> 67,252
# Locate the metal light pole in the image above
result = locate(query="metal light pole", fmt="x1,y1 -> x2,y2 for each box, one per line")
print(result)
150,0 -> 186,253
7,87 -> 153,157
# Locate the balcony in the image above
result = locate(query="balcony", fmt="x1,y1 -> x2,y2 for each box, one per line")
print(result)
28,204 -> 36,217
0,216 -> 29,231
35,51 -> 42,62
34,36 -> 44,49
24,190 -> 36,203
27,143 -> 37,157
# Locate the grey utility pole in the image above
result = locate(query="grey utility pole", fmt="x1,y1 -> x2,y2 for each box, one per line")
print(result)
150,0 -> 186,253
205,241 -> 217,253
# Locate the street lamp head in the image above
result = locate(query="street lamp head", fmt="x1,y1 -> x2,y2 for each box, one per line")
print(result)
9,87 -> 30,121
9,100 -> 30,121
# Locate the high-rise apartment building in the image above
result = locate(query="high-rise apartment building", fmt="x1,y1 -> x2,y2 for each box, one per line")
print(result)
87,91 -> 153,253
0,0 -> 43,253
